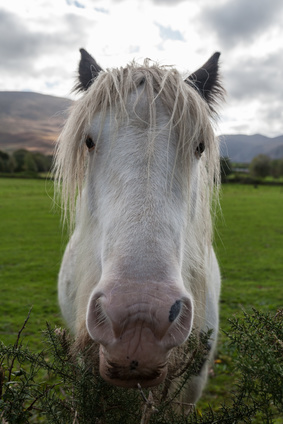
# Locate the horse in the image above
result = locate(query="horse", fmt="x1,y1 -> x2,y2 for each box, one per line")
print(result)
53,48 -> 224,410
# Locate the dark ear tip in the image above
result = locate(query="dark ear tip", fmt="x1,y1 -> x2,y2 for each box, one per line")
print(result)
209,52 -> 221,64
79,48 -> 90,58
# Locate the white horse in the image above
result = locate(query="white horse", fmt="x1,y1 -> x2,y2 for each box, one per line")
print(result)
54,49 -> 224,410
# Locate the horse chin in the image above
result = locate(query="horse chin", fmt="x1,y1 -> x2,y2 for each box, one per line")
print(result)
98,345 -> 168,388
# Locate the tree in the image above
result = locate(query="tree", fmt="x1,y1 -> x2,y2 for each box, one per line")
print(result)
0,158 -> 5,172
0,151 -> 9,172
249,154 -> 271,179
12,149 -> 29,172
23,152 -> 38,173
33,153 -> 52,173
7,155 -> 17,173
0,151 -> 9,162
270,160 -> 281,178
10,149 -> 53,174
270,158 -> 283,178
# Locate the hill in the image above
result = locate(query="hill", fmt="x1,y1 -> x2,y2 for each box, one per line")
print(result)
0,91 -> 282,162
0,91 -> 72,155
220,134 -> 283,163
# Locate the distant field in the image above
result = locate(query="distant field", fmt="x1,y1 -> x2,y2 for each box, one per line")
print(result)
0,179 -> 282,411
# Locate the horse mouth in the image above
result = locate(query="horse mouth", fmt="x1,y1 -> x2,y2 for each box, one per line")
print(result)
99,349 -> 168,388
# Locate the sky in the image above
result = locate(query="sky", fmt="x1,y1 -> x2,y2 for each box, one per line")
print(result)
1,0 -> 283,136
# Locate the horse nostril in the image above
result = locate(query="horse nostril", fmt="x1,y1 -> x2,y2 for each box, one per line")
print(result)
169,299 -> 182,322
130,360 -> 139,370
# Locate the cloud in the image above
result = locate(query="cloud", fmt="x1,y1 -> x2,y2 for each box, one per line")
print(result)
150,0 -> 187,4
201,0 -> 283,48
66,0 -> 85,8
109,0 -> 187,3
219,49 -> 283,136
155,23 -> 185,41
0,9 -> 37,69
226,52 -> 283,102
0,9 -> 89,76
128,46 -> 140,54
94,7 -> 109,14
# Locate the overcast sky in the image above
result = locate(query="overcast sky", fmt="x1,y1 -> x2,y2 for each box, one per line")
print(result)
1,0 -> 283,136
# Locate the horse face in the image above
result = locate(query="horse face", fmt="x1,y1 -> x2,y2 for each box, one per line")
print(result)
83,87 -> 194,387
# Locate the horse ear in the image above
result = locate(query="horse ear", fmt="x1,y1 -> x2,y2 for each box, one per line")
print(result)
74,48 -> 103,92
185,52 -> 224,110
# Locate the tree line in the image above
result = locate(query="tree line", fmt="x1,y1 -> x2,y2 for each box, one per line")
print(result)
1,149 -> 283,180
0,149 -> 52,174
221,154 -> 283,182
249,154 -> 283,178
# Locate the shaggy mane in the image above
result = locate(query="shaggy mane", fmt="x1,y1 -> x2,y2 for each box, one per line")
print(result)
53,60 -> 221,231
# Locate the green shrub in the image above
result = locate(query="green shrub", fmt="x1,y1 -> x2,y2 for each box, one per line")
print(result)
0,309 -> 282,423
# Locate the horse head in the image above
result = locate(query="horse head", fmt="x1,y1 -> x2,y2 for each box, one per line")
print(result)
54,50 -> 224,393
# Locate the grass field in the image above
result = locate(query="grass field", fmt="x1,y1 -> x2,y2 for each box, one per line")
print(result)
0,179 -> 65,350
0,179 -> 282,413
206,184 -> 283,409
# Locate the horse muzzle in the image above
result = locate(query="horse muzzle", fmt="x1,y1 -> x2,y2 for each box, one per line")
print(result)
86,280 -> 193,388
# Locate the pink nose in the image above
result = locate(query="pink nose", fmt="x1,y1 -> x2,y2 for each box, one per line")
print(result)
86,281 -> 193,387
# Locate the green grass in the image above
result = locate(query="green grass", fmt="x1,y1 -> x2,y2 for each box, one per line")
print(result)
202,184 -> 283,411
216,184 -> 283,321
0,179 -> 283,417
0,179 -> 65,350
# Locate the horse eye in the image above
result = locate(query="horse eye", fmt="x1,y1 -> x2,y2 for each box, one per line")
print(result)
85,136 -> 96,151
195,142 -> 205,157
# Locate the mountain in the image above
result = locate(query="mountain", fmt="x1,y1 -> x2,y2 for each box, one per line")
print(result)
220,134 -> 283,163
0,91 -> 72,155
0,91 -> 282,162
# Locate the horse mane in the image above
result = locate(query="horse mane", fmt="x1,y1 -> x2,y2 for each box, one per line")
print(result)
53,60 -> 223,232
